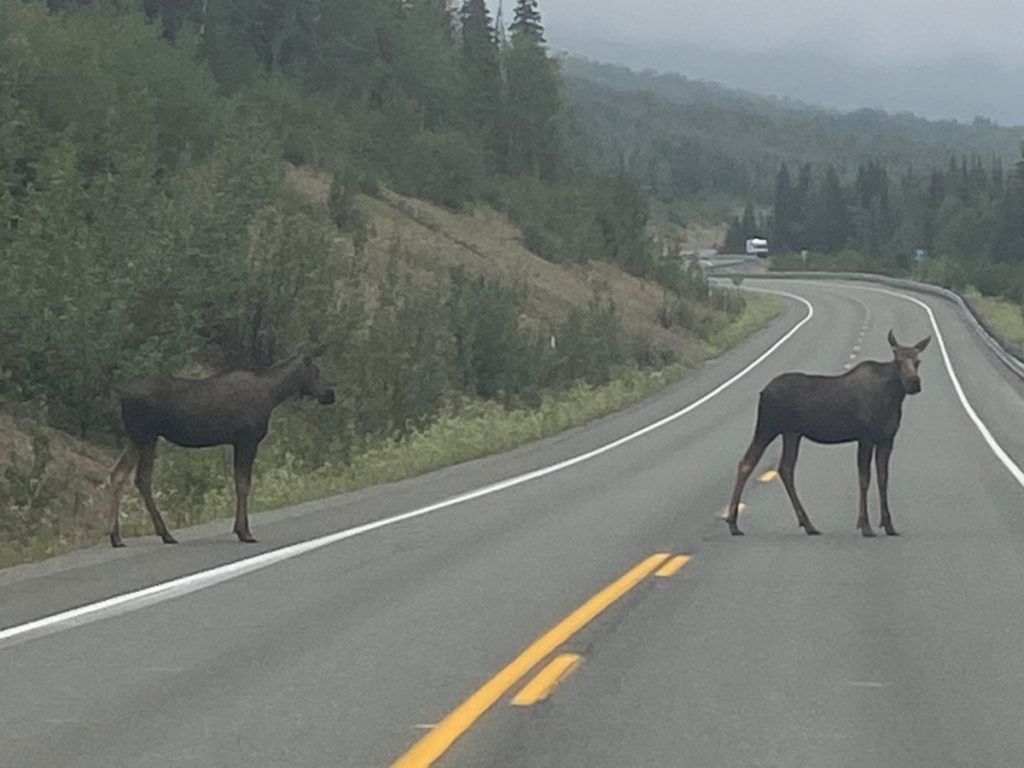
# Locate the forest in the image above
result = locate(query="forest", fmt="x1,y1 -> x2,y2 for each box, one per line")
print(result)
561,59 -> 1024,303
719,155 -> 1024,303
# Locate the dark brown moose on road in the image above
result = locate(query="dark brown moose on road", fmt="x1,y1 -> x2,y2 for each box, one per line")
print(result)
106,345 -> 336,547
725,330 -> 930,537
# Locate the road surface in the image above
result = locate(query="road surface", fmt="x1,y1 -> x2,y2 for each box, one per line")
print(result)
3,279 -> 1024,768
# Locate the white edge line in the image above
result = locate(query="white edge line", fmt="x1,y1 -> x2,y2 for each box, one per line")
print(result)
0,290 -> 814,647
849,284 -> 1024,489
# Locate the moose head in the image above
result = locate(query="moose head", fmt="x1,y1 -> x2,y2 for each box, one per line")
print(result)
887,329 -> 931,395
299,343 -> 336,405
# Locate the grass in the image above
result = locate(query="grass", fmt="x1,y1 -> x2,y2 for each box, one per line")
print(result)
0,293 -> 783,568
963,288 -> 1024,349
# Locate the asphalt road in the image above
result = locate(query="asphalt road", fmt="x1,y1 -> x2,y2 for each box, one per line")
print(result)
3,279 -> 1024,768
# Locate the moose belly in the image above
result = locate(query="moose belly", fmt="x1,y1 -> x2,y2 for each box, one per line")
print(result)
793,412 -> 869,445
158,421 -> 249,448
804,429 -> 862,445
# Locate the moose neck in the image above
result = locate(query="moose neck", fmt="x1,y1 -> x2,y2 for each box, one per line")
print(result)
267,358 -> 306,406
883,361 -> 909,404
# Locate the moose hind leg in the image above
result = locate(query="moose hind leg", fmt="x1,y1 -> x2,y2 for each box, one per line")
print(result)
232,442 -> 259,544
856,440 -> 875,538
875,440 -> 899,536
135,443 -> 177,544
779,432 -> 819,535
726,436 -> 773,535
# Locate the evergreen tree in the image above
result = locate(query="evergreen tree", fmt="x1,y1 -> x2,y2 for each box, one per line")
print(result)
459,0 -> 502,160
771,163 -> 792,250
504,0 -> 560,178
741,202 -> 757,239
992,148 -> 1024,263
597,166 -> 654,276
992,157 -> 1005,193
812,166 -> 850,251
393,0 -> 461,130
509,0 -> 545,42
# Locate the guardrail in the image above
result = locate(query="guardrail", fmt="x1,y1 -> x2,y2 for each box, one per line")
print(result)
717,270 -> 1024,382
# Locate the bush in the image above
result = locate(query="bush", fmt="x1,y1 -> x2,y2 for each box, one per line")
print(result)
0,429 -> 65,545
398,130 -> 489,209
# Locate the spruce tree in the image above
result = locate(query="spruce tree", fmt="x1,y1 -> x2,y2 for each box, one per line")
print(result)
509,0 -> 545,42
818,166 -> 850,251
504,0 -> 560,178
742,202 -> 757,239
459,0 -> 502,160
771,163 -> 792,250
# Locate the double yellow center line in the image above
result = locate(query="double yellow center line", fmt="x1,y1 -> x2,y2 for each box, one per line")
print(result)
392,551 -> 689,767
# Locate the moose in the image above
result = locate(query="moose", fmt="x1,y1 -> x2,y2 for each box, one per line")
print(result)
106,345 -> 335,547
725,330 -> 930,537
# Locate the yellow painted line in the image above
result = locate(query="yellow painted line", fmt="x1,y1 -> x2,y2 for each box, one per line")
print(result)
391,552 -> 670,767
758,470 -> 778,483
655,554 -> 691,578
511,653 -> 582,706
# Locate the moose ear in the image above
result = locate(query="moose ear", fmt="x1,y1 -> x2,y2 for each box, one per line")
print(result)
914,336 -> 931,353
887,329 -> 899,349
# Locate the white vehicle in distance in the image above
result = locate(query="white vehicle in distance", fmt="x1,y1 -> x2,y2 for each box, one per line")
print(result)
745,237 -> 769,257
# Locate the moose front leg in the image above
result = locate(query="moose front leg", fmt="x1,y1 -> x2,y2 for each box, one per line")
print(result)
856,440 -> 875,537
875,440 -> 899,536
232,442 -> 259,543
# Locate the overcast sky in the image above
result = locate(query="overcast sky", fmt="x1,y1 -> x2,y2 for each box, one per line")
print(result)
533,0 -> 1024,68
498,1 -> 1024,123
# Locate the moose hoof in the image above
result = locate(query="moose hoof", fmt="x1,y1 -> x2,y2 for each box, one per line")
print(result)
110,534 -> 125,548
860,527 -> 876,538
804,526 -> 821,536
160,533 -> 178,545
883,527 -> 901,537
729,525 -> 745,536
235,531 -> 259,544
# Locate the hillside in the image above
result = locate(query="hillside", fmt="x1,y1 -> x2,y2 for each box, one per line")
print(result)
287,167 -> 721,359
0,166 -> 774,565
562,56 -> 1024,202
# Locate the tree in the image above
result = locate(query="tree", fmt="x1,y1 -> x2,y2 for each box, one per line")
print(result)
741,202 -> 757,238
817,166 -> 850,251
504,0 -> 560,178
992,147 -> 1024,264
771,163 -> 792,250
459,0 -> 502,160
393,0 -> 461,130
598,167 -> 654,277
509,0 -> 544,42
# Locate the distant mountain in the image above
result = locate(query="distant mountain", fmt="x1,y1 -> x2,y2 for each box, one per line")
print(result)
560,56 -> 1024,203
553,37 -> 1024,127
